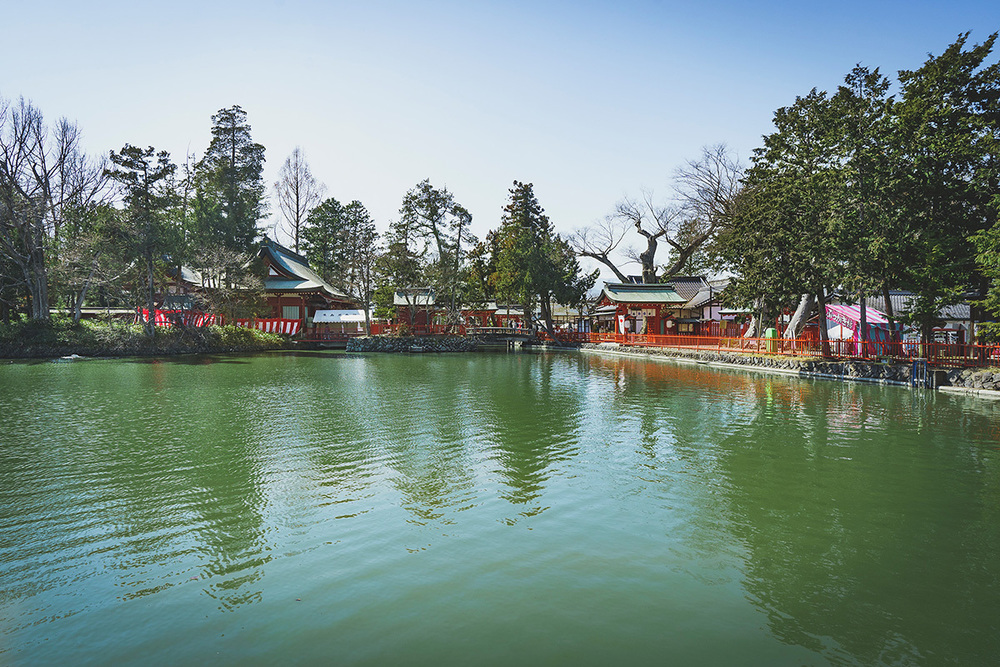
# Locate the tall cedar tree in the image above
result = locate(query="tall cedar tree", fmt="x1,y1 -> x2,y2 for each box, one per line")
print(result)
493,181 -> 596,340
194,105 -> 266,254
301,196 -> 379,332
720,89 -> 844,352
719,32 -> 999,347
301,197 -> 347,284
892,32 -> 1000,342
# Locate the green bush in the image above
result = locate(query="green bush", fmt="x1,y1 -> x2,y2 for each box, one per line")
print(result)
0,318 -> 286,358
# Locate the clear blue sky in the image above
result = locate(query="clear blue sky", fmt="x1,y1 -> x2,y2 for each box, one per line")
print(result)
2,0 -> 997,276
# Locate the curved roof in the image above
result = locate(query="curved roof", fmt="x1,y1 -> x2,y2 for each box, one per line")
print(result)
601,282 -> 687,305
260,240 -> 352,301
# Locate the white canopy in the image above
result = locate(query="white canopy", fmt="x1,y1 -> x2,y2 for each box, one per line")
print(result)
827,324 -> 854,340
313,309 -> 367,323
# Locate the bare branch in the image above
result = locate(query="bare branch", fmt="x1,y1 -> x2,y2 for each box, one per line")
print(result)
568,216 -> 631,282
274,147 -> 325,253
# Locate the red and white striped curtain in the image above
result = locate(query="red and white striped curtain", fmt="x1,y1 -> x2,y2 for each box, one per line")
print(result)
233,318 -> 301,336
137,310 -> 219,327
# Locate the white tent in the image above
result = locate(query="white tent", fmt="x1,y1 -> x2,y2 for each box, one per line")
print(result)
827,324 -> 854,340
313,309 -> 367,323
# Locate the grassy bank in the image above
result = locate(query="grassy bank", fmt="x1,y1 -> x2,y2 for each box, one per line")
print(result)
0,317 -> 287,359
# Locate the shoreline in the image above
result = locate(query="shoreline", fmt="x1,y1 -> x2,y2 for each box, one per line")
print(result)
0,321 -> 286,360
576,342 -> 1000,400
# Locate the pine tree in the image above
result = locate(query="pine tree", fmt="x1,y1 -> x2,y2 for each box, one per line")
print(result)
105,145 -> 178,337
194,105 -> 266,254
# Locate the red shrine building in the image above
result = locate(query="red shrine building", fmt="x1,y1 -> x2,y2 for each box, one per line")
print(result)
259,240 -> 358,324
596,279 -> 723,335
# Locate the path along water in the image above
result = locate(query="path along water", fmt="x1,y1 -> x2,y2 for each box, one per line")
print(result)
1,350 -> 998,665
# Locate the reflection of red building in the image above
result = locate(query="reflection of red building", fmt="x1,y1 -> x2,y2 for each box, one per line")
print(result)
260,240 -> 357,324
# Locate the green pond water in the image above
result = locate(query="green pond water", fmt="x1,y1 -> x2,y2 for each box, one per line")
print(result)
1,349 -> 999,666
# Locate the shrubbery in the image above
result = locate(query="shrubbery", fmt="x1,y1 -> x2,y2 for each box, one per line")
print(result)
0,316 -> 286,358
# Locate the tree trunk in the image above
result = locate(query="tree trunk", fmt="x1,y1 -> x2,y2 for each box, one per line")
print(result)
74,258 -> 102,323
859,293 -> 868,358
28,238 -> 50,320
881,283 -> 899,350
145,249 -> 156,338
538,294 -> 564,347
783,294 -> 814,339
817,287 -> 830,358
639,236 -> 658,284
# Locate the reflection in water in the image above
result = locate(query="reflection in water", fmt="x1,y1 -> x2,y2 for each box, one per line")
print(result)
579,353 -> 1000,664
717,384 -> 1000,665
1,351 -> 998,665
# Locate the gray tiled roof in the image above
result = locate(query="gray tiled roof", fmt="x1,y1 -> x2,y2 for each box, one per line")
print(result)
260,240 -> 352,301
602,282 -> 687,305
858,291 -> 971,321
662,276 -> 709,301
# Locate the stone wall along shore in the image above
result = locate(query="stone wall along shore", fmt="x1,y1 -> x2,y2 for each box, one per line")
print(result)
580,342 -> 1000,393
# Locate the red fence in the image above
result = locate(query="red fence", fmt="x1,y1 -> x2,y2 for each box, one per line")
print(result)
544,332 -> 1000,368
292,321 -> 999,368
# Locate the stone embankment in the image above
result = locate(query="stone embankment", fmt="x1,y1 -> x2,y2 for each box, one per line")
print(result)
346,336 -> 478,353
580,342 -> 1000,396
948,368 -> 1000,390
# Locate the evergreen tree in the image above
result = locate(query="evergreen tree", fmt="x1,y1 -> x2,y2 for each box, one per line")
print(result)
301,197 -> 347,284
194,105 -> 266,254
892,33 -> 1000,342
719,89 -> 844,350
391,179 -> 475,324
105,144 -> 178,337
341,201 -> 379,332
493,181 -> 596,339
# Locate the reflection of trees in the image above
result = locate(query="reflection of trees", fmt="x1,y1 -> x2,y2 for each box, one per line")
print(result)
365,356 -> 480,524
362,353 -> 585,524
576,352 -> 1000,663
710,380 -> 1000,665
475,354 -> 583,514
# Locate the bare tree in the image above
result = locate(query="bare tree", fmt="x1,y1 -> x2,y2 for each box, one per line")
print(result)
274,147 -> 325,253
569,145 -> 742,284
569,215 -> 631,282
665,144 -> 744,277
0,97 -> 106,320
614,190 -> 680,283
192,244 -> 266,321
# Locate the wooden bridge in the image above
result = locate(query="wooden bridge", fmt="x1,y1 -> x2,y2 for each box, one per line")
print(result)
464,326 -> 536,348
